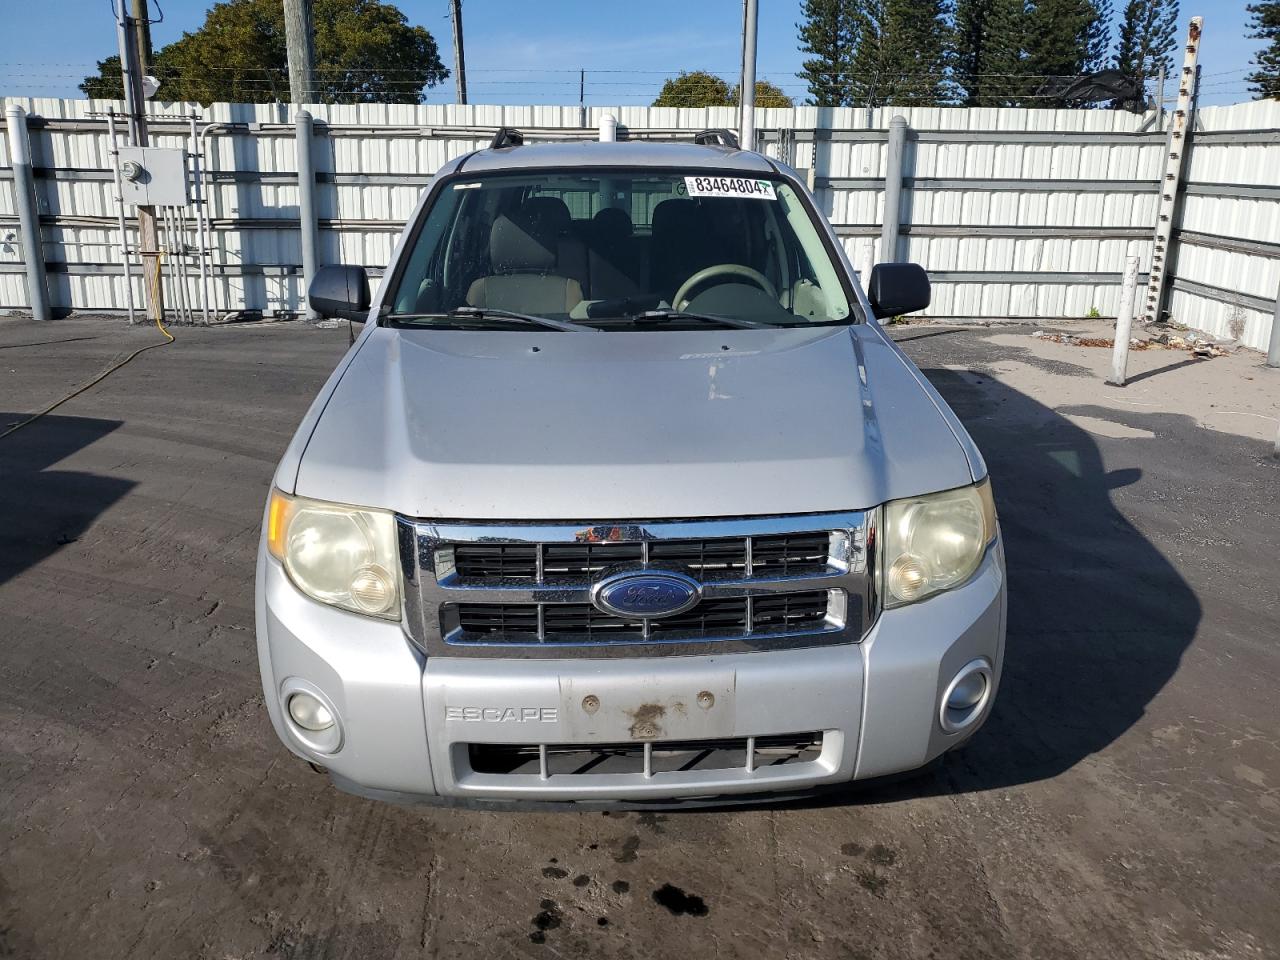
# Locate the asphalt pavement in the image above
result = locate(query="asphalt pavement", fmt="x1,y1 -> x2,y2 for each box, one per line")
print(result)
1,316 -> 1276,959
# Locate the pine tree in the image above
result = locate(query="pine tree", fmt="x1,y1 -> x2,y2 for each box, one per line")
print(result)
1113,0 -> 1178,108
798,0 -> 859,106
847,0 -> 954,107
1247,2 -> 1280,100
954,0 -> 1028,106
1023,0 -> 1112,106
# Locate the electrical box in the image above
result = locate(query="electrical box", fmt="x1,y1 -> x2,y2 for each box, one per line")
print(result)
117,146 -> 189,206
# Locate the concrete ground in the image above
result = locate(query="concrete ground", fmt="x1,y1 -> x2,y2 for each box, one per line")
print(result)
1,315 -> 1277,960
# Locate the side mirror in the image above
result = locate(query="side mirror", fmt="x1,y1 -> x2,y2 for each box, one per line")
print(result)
309,264 -> 371,321
868,262 -> 930,319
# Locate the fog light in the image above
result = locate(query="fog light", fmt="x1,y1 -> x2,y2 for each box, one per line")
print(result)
946,672 -> 986,711
940,659 -> 993,733
288,692 -> 334,732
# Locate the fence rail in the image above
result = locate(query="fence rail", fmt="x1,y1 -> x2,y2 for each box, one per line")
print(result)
1,96 -> 1277,351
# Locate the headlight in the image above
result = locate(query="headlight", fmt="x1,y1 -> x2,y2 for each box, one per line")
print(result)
881,479 -> 997,608
266,489 -> 401,620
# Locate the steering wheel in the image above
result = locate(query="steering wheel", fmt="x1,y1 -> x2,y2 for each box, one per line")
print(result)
672,264 -> 778,310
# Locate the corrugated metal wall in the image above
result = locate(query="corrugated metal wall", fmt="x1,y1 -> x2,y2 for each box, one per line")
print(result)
1,97 -> 1276,350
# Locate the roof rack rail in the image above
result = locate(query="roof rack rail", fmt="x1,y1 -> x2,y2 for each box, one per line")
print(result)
692,129 -> 740,148
489,126 -> 524,149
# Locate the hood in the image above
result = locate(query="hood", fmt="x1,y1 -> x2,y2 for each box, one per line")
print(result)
292,324 -> 975,520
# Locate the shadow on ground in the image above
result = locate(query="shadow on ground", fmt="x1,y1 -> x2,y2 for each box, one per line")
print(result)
0,414 -> 133,586
752,364 -> 1205,811
871,367 -> 1200,799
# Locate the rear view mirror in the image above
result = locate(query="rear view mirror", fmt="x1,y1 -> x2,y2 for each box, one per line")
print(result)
309,264 -> 371,321
868,262 -> 930,319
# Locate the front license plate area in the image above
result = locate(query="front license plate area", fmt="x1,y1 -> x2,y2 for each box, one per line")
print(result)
558,670 -> 736,741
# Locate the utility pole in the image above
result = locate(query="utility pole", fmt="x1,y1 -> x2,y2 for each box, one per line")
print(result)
116,0 -> 163,322
739,0 -> 758,150
131,0 -> 153,67
450,0 -> 467,105
284,0 -> 315,104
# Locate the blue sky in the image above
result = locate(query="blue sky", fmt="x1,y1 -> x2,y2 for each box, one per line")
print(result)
0,0 -> 1263,106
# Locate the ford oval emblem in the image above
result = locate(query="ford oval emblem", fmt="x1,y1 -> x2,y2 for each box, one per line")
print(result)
593,570 -> 701,619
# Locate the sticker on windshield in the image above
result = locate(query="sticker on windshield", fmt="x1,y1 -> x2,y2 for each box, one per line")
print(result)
683,176 -> 776,200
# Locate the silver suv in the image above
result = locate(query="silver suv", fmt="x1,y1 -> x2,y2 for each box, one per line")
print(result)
255,130 -> 1005,806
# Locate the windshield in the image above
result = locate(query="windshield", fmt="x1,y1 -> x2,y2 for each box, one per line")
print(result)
386,170 -> 855,329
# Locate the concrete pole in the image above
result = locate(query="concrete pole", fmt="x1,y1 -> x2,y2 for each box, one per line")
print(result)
860,239 -> 874,292
5,106 -> 51,321
450,0 -> 468,105
739,0 -> 758,150
295,111 -> 320,322
1107,255 -> 1141,386
1267,275 -> 1280,368
284,0 -> 315,104
880,116 -> 908,264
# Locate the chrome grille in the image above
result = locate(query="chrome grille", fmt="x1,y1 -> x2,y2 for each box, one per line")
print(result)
450,532 -> 831,582
449,590 -> 832,644
400,512 -> 876,658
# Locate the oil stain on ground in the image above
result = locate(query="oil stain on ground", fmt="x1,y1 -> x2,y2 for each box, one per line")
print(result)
651,884 -> 709,917
530,899 -> 563,944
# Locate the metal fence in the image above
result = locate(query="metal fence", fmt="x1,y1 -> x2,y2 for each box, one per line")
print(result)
2,97 -> 1277,351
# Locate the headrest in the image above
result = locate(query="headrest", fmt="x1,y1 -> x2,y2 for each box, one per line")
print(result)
488,213 -> 553,273
519,196 -> 572,236
651,198 -> 700,236
592,206 -> 633,243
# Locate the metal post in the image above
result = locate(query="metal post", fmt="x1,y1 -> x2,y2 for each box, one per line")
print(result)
579,69 -> 586,128
188,112 -> 210,325
1267,275 -> 1280,368
295,110 -> 320,321
739,0 -> 758,150
881,116 -> 908,264
1107,255 -> 1141,386
450,0 -> 467,105
106,110 -> 136,323
5,106 -> 52,321
284,0 -> 315,104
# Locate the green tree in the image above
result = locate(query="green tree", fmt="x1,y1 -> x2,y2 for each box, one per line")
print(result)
1113,0 -> 1178,102
651,71 -> 732,107
798,0 -> 859,106
652,74 -> 793,109
1023,0 -> 1113,106
954,0 -> 1029,107
1247,2 -> 1280,99
847,0 -> 954,107
730,80 -> 796,108
80,0 -> 448,104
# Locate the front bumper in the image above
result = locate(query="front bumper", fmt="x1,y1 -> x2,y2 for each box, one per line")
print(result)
255,541 -> 1005,804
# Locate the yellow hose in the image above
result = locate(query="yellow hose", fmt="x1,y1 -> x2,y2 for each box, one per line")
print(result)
0,253 -> 174,442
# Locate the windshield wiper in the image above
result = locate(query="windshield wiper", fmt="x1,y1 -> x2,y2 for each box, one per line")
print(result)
392,306 -> 593,332
610,308 -> 769,330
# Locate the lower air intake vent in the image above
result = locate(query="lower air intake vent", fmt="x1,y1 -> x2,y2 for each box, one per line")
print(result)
466,733 -> 823,777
